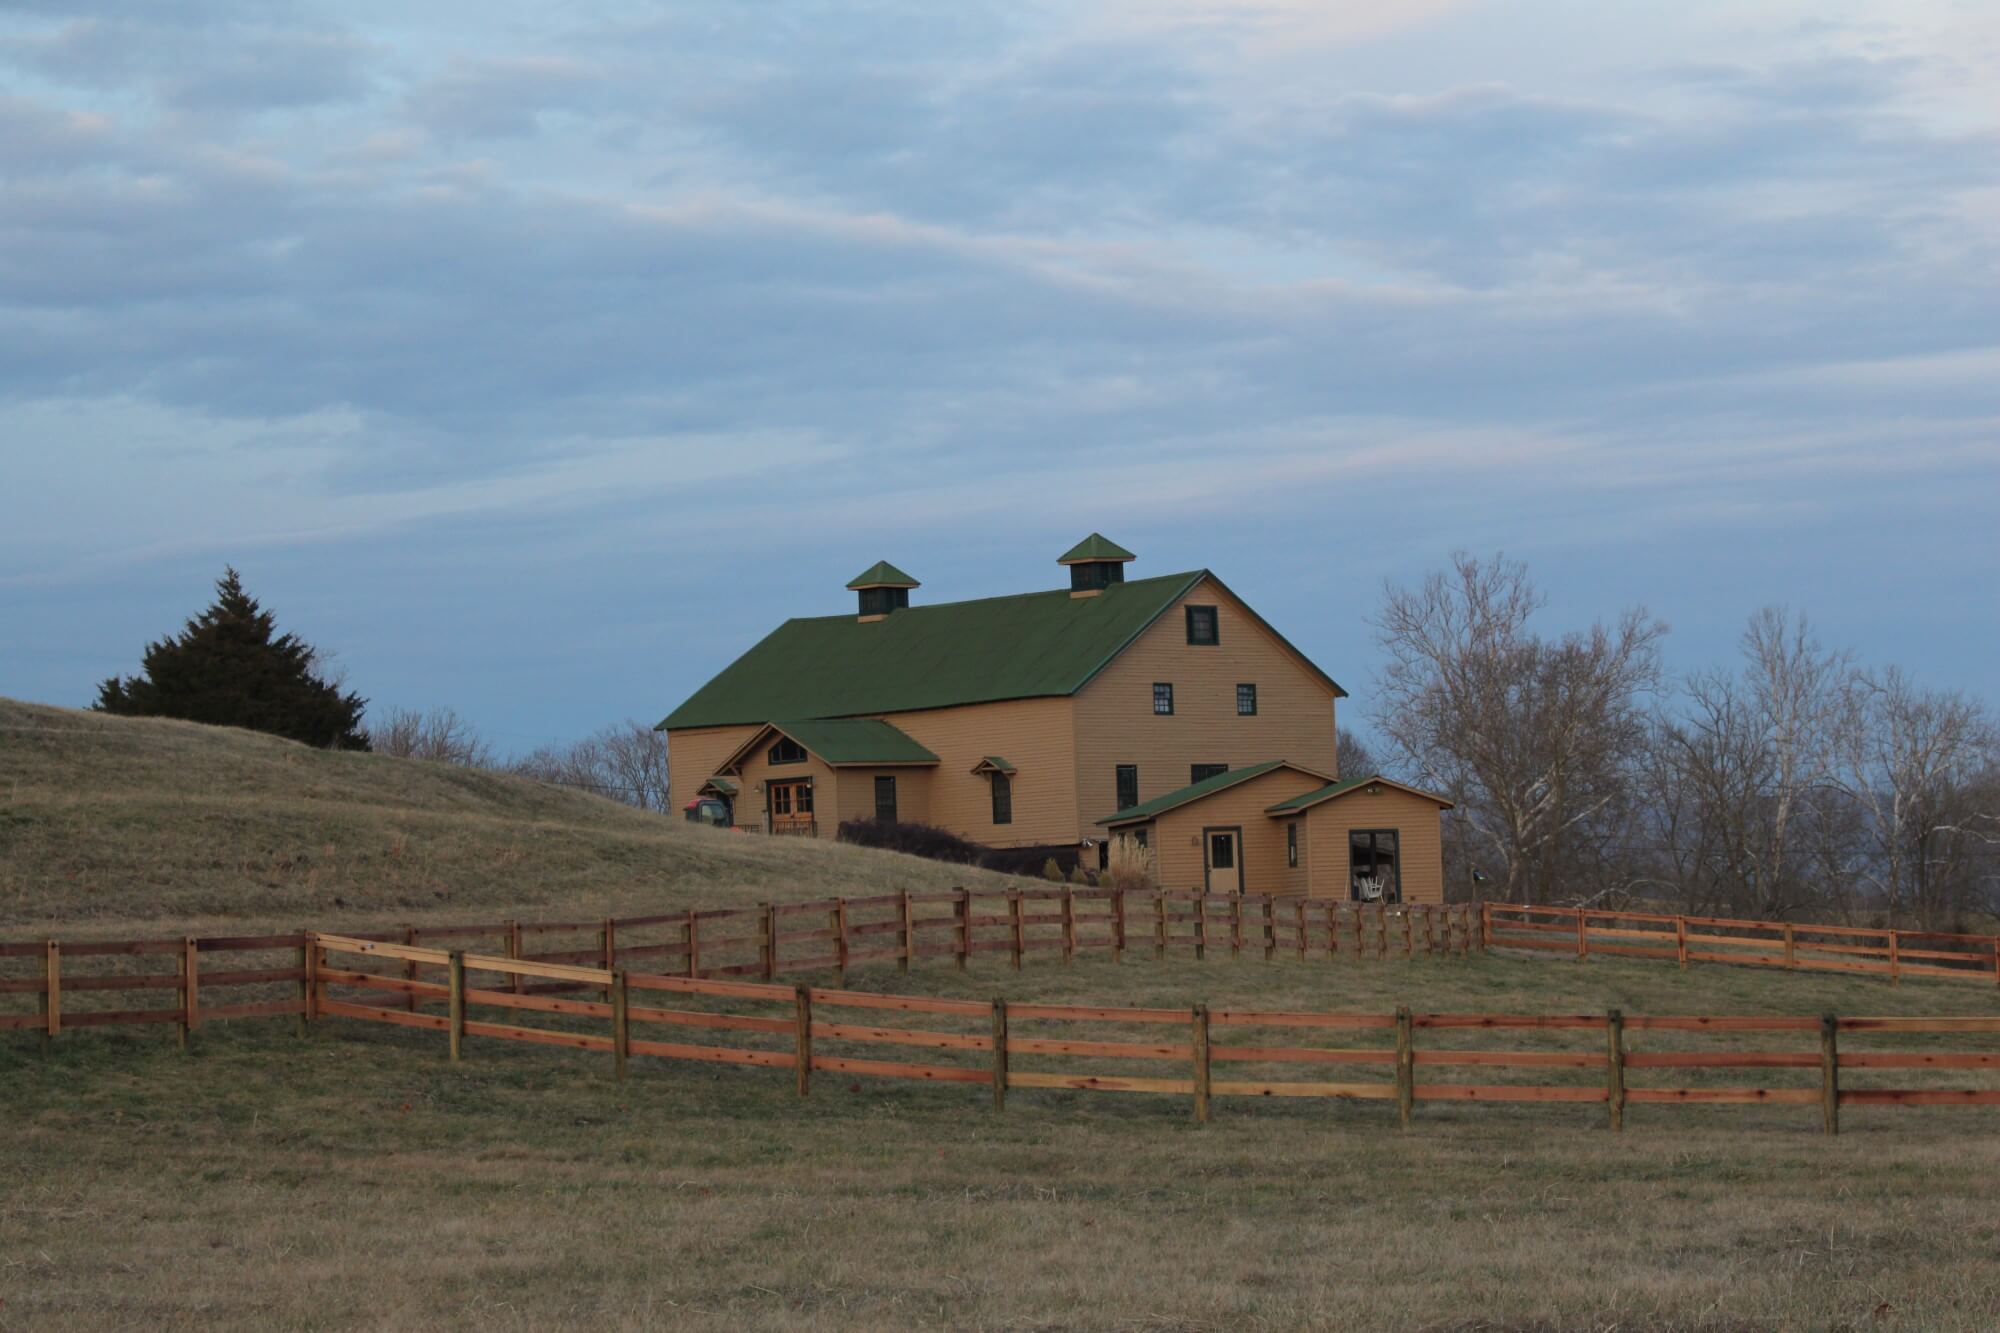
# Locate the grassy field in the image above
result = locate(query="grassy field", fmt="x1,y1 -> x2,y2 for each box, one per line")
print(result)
6,700 -> 2000,1330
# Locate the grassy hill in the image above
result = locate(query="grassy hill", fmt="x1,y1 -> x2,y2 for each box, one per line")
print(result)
0,697 -> 1023,937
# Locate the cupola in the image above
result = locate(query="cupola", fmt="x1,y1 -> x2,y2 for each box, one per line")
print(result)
1057,533 -> 1135,597
845,560 -> 919,621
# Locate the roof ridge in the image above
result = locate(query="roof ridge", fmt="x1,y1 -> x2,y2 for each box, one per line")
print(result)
772,570 -> 1205,625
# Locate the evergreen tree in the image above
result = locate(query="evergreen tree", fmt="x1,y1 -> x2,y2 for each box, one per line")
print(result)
93,568 -> 369,749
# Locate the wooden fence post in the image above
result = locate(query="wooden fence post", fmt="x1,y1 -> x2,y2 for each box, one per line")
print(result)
1113,889 -> 1127,963
295,936 -> 310,1037
955,888 -> 970,971
761,904 -> 777,981
1606,1009 -> 1625,1132
900,890 -> 914,974
1783,923 -> 1796,970
1675,916 -> 1688,969
1229,895 -> 1243,959
835,898 -> 851,984
794,985 -> 812,1097
991,998 -> 1008,1111
612,971 -> 630,1082
404,926 -> 420,1012
40,940 -> 59,1055
506,919 -> 524,994
179,936 -> 198,1051
1423,906 -> 1437,958
1395,1006 -> 1414,1129
686,911 -> 701,979
1575,909 -> 1588,962
1377,905 -> 1390,959
602,917 -> 618,988
1295,898 -> 1308,963
1192,1003 -> 1211,1125
1262,896 -> 1277,962
305,933 -> 322,1024
448,951 -> 466,1063
1154,891 -> 1167,960
1888,930 -> 1901,986
1195,895 -> 1209,961
1327,902 -> 1340,960
1353,905 -> 1365,959
1008,891 -> 1024,971
1061,887 -> 1076,966
1993,937 -> 1999,989
1820,1014 -> 1839,1136
1402,907 -> 1414,959
1479,901 -> 1492,952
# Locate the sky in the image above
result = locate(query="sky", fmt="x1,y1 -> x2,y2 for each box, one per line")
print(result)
1,0 -> 1995,755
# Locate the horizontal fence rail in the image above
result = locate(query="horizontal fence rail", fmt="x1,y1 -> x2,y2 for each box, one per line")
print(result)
1481,903 -> 2000,987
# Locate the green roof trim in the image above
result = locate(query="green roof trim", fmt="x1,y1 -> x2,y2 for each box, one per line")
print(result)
662,571 -> 1209,728
973,756 -> 1017,774
1057,533 -> 1136,564
1097,761 -> 1293,826
1264,774 -> 1456,814
845,560 -> 921,589
697,776 -> 738,795
748,718 -> 939,766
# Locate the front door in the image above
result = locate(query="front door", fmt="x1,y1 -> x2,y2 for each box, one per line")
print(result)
1205,827 -> 1242,894
768,780 -> 815,835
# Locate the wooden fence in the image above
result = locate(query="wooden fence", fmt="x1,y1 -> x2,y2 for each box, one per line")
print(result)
0,888 -> 1481,1046
1483,902 -> 2000,986
302,933 -> 2000,1132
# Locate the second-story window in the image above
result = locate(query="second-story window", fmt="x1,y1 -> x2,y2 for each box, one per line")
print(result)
1237,683 -> 1258,715
1115,764 -> 1139,811
1185,605 -> 1219,645
1191,764 -> 1228,783
1153,682 -> 1174,715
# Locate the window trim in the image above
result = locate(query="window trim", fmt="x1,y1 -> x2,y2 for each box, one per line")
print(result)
1236,682 -> 1258,716
1152,682 -> 1175,715
1286,820 -> 1298,869
768,736 -> 808,765
1185,604 -> 1220,646
1348,828 -> 1402,903
990,770 -> 1013,825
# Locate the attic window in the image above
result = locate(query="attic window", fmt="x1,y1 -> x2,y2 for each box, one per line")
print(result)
769,737 -> 807,765
1186,605 -> 1219,645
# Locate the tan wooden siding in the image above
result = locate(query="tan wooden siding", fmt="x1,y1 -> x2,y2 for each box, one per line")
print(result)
664,725 -> 763,817
867,697 -> 1080,848
833,767 -> 933,828
1147,769 -> 1327,894
1279,818 -> 1310,896
1302,790 -> 1446,904
1070,576 -> 1340,833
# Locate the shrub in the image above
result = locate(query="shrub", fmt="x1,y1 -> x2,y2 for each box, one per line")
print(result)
1041,857 -> 1064,882
1103,833 -> 1155,892
835,818 -> 984,864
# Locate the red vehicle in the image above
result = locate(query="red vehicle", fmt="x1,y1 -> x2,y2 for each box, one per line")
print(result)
682,796 -> 734,828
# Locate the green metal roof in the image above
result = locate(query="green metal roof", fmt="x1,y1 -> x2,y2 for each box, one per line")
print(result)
1057,533 -> 1136,564
663,571 -> 1209,728
845,560 -> 921,589
754,718 -> 939,766
1097,761 -> 1293,826
1264,774 -> 1455,813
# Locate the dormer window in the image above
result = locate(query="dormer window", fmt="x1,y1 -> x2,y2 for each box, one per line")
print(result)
769,736 -> 807,765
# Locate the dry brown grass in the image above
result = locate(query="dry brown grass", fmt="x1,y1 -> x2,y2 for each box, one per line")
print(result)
6,699 -> 2000,1330
0,698 -> 1028,937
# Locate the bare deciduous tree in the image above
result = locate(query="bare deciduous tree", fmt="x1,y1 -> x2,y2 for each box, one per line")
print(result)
365,706 -> 496,767
1372,552 -> 1666,904
512,721 -> 672,812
